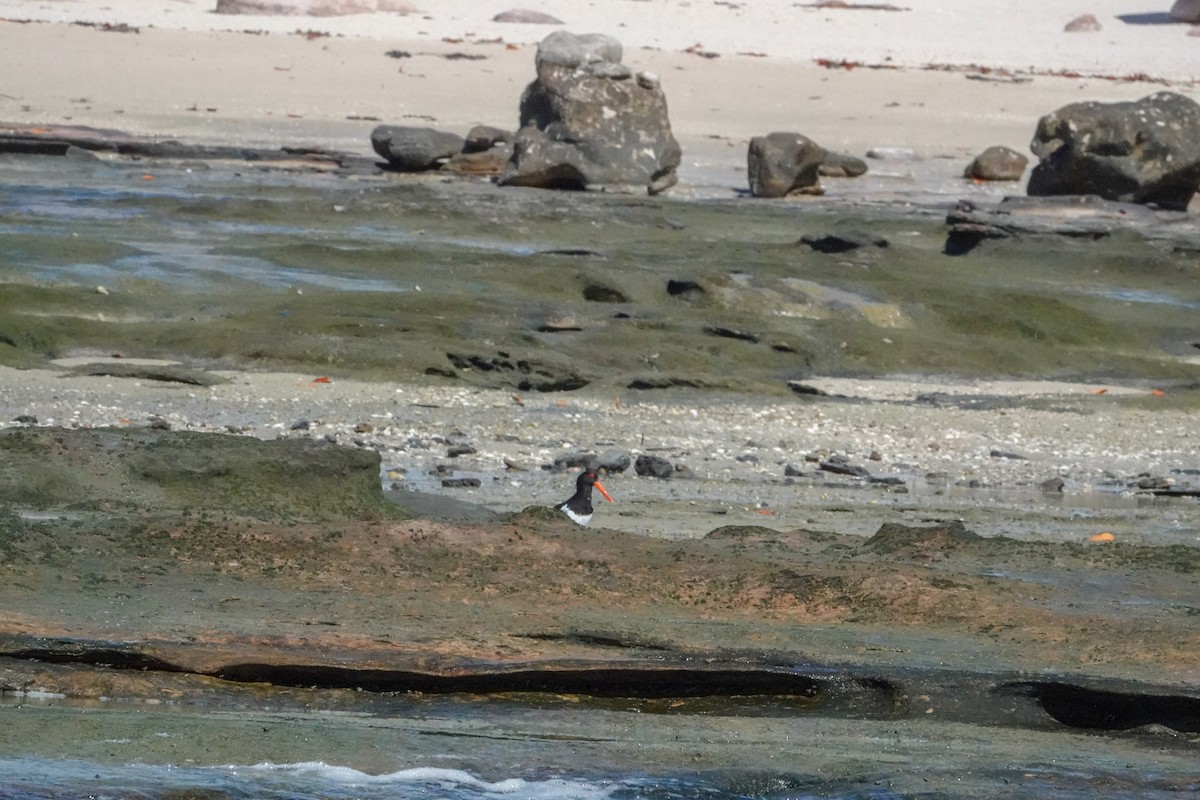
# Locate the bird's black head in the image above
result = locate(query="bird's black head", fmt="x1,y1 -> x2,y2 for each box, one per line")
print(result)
577,470 -> 614,503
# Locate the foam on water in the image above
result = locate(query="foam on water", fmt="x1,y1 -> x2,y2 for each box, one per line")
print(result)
239,762 -> 618,798
0,757 -> 624,800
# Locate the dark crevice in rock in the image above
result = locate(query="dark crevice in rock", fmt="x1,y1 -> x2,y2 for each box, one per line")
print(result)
4,643 -> 1198,733
7,647 -> 184,673
513,631 -> 673,651
1004,681 -> 1200,732
211,664 -> 836,703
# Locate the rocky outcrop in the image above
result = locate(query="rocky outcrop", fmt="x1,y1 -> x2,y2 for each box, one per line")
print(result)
371,126 -> 465,171
965,145 -> 1028,181
938,195 -> 1200,255
498,31 -> 682,194
747,132 -> 827,198
214,0 -> 417,14
441,351 -> 589,392
0,426 -> 395,521
1027,91 -> 1200,211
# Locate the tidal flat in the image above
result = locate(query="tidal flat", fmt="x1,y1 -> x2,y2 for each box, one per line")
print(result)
2,150 -> 1200,799
3,153 -> 1200,391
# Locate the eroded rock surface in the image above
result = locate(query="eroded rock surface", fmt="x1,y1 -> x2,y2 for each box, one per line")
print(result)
1028,91 -> 1200,210
747,132 -> 827,198
498,31 -> 682,194
0,426 -> 395,521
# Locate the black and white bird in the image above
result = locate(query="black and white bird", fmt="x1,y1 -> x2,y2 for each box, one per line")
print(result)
555,470 -> 614,526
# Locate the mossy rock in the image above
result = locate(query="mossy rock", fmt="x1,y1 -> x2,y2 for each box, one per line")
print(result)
0,427 -> 403,522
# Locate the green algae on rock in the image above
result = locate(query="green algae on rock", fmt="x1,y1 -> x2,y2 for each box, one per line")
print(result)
0,427 -> 405,522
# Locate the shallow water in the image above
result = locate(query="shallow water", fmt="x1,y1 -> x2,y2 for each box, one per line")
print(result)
3,692 -> 1198,800
4,153 -> 1200,389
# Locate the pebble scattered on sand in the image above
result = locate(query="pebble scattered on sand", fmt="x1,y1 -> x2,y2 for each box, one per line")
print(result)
3,366 -> 1197,542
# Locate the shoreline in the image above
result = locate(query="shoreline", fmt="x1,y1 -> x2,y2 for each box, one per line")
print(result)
2,12 -> 1195,197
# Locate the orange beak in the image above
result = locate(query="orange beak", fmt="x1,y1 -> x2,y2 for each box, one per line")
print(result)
594,479 -> 614,503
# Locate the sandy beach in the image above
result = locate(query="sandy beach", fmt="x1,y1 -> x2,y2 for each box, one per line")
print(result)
1,0 -> 1197,189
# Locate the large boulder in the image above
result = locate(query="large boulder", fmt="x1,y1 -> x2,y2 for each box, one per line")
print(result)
1027,91 -> 1200,211
747,132 -> 827,198
497,31 -> 682,194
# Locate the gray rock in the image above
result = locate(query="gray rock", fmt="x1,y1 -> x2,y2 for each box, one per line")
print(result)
498,31 -> 681,194
1063,13 -> 1102,31
786,382 -> 828,397
444,147 -> 510,176
534,30 -> 622,74
635,454 -> 675,479
493,9 -> 564,24
799,231 -> 888,253
596,449 -> 633,473
446,125 -> 511,176
1039,476 -> 1066,493
1028,91 -> 1200,210
965,145 -> 1028,181
444,351 -> 589,392
441,477 -> 482,488
370,125 -> 465,171
866,146 -> 917,160
666,279 -> 705,300
819,152 -> 869,178
582,283 -> 628,303
587,61 -> 633,80
1169,0 -> 1200,22
462,125 -> 512,153
819,456 -> 872,479
746,132 -> 827,198
552,449 -> 631,474
704,325 -> 759,343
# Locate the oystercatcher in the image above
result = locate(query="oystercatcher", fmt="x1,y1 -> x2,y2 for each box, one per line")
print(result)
556,470 -> 614,526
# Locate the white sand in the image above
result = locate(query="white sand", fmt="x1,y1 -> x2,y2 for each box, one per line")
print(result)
2,0 -> 1196,80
